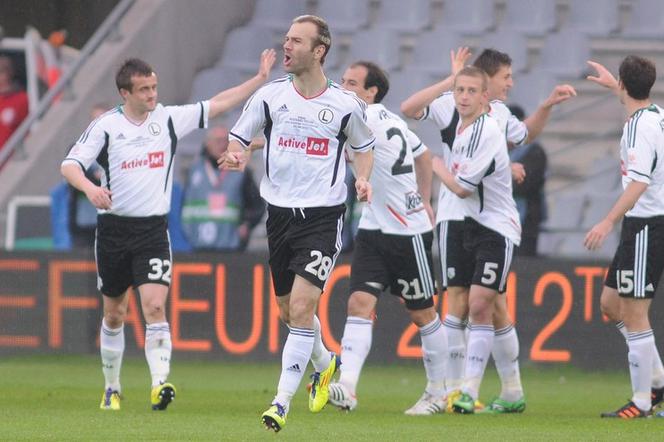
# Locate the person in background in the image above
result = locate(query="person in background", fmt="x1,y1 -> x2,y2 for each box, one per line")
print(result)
0,54 -> 29,150
182,126 -> 264,251
507,104 -> 548,256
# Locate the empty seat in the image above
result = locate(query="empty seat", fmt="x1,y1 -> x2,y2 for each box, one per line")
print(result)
189,66 -> 246,102
537,30 -> 590,79
317,0 -> 371,33
411,28 -> 464,75
375,0 -> 432,33
622,0 -> 664,38
565,0 -> 620,37
436,0 -> 495,36
348,29 -> 402,71
581,192 -> 620,229
580,157 -> 622,192
509,69 -> 557,115
219,26 -> 279,72
382,69 -> 435,111
478,30 -> 528,73
250,0 -> 312,30
542,192 -> 586,230
500,0 -> 557,37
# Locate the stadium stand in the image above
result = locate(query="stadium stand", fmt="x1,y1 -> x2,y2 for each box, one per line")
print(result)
500,0 -> 557,37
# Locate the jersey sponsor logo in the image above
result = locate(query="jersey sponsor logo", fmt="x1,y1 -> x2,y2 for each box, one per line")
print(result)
148,122 -> 161,136
121,151 -> 165,170
306,137 -> 329,156
318,108 -> 334,124
404,191 -> 423,214
277,135 -> 329,156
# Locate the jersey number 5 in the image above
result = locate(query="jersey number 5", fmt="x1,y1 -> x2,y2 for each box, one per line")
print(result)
387,127 -> 413,176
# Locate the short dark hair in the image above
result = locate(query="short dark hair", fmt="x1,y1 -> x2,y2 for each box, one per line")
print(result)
455,66 -> 488,91
507,104 -> 526,121
619,55 -> 656,100
350,61 -> 390,103
115,58 -> 154,92
292,15 -> 332,64
473,49 -> 512,77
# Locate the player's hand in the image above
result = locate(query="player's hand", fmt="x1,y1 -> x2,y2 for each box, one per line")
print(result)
85,185 -> 112,210
355,177 -> 372,203
511,162 -> 526,184
544,84 -> 577,108
584,218 -> 613,250
258,49 -> 276,80
218,150 -> 246,170
586,60 -> 619,92
450,46 -> 472,76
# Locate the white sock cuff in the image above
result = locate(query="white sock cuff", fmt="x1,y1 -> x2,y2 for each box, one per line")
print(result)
419,314 -> 442,336
443,314 -> 464,329
146,322 -> 171,340
289,327 -> 315,339
346,316 -> 373,326
494,324 -> 515,338
628,329 -> 655,344
102,319 -> 124,335
468,323 -> 494,334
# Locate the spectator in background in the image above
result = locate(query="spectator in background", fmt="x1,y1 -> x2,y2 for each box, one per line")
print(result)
182,126 -> 264,251
508,104 -> 548,256
0,55 -> 29,150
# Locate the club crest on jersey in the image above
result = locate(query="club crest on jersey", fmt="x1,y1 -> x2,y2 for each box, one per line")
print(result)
148,122 -> 161,136
447,267 -> 456,280
318,108 -> 334,124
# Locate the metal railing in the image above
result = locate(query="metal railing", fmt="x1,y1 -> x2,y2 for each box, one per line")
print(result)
0,0 -> 135,168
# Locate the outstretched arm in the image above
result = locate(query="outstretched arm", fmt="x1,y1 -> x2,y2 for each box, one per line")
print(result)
400,47 -> 471,119
208,49 -> 276,119
524,83 -> 576,143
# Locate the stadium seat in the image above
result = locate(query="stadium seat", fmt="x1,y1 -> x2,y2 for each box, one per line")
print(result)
374,0 -> 432,34
537,30 -> 591,79
411,28 -> 464,75
580,192 -> 621,229
250,0 -> 312,30
317,0 -> 371,33
478,30 -> 528,73
622,0 -> 664,38
189,66 -> 246,102
565,0 -> 620,37
542,192 -> 586,231
509,69 -> 557,116
436,0 -> 495,36
382,69 -> 435,111
219,26 -> 279,72
500,0 -> 557,37
580,157 -> 622,193
348,29 -> 402,72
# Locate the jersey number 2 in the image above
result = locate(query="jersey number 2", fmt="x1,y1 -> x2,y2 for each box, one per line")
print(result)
387,127 -> 413,176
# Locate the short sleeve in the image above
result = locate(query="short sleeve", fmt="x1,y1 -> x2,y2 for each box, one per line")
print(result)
229,90 -> 267,147
165,101 -> 209,139
407,128 -> 427,158
505,113 -> 528,146
455,120 -> 501,191
626,121 -> 658,184
63,119 -> 108,171
345,100 -> 375,152
419,93 -> 455,130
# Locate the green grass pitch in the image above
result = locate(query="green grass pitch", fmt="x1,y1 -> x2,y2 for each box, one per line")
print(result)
1,355 -> 663,440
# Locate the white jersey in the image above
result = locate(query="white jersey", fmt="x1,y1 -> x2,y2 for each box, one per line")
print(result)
620,104 -> 664,217
63,102 -> 209,217
358,103 -> 432,235
451,114 -> 521,245
230,75 -> 375,208
420,93 -> 528,223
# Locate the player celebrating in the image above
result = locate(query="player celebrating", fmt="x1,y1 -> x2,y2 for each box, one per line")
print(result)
431,66 -> 521,414
220,15 -> 375,432
584,56 -> 664,418
61,50 -> 276,411
324,61 -> 446,415
401,48 -> 575,413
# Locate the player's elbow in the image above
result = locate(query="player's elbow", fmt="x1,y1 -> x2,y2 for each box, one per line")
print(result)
455,188 -> 472,199
400,101 -> 417,119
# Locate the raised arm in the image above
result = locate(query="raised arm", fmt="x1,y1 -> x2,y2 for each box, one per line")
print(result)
524,83 -> 577,143
400,47 -> 471,119
586,60 -> 620,96
208,49 -> 276,119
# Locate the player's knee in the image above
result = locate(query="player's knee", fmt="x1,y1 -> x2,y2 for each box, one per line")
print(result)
599,297 -> 619,322
142,300 -> 166,321
347,292 -> 375,319
288,297 -> 316,324
408,307 -> 436,327
104,310 -> 126,328
468,298 -> 493,324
